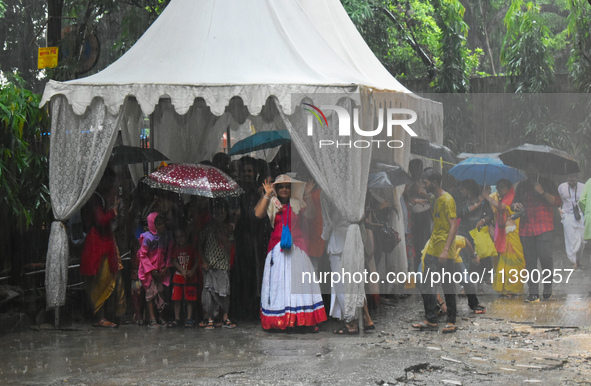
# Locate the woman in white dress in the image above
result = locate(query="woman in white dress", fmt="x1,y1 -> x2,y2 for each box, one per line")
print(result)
255,174 -> 327,333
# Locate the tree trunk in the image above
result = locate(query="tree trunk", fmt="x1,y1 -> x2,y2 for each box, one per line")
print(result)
46,0 -> 63,48
477,0 -> 497,75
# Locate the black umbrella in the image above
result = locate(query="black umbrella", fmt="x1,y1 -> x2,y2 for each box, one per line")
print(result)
456,152 -> 501,161
410,137 -> 457,164
368,162 -> 410,189
499,143 -> 579,175
109,145 -> 170,166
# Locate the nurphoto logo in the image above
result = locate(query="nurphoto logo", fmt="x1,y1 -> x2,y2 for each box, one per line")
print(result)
302,103 -> 418,149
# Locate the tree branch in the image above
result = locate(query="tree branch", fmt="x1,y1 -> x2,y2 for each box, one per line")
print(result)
71,0 -> 95,79
379,7 -> 436,77
477,0 -> 496,75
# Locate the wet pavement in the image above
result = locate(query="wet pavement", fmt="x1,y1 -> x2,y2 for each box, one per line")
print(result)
2,246 -> 591,385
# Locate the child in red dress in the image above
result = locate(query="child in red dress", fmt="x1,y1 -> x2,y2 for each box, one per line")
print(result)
171,228 -> 201,327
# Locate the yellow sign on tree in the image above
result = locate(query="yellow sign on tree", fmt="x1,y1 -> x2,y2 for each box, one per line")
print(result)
38,47 -> 58,69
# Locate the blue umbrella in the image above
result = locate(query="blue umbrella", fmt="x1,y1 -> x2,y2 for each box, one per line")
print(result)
228,130 -> 291,156
448,156 -> 526,186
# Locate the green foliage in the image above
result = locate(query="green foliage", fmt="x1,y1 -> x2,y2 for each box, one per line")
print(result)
343,0 -> 484,153
0,1 -> 48,92
0,0 -> 171,87
345,0 -> 441,78
432,0 -> 476,93
431,0 -> 482,153
44,0 -> 171,81
567,0 -> 591,92
565,0 -> 591,173
0,73 -> 51,230
113,0 -> 170,55
501,0 -> 555,92
341,0 -> 374,24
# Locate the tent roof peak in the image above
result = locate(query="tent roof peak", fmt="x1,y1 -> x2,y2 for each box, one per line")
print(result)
41,0 -> 414,115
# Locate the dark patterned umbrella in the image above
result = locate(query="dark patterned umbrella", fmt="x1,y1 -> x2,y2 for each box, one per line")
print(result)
109,145 -> 169,166
410,137 -> 457,164
368,162 -> 410,188
142,163 -> 244,198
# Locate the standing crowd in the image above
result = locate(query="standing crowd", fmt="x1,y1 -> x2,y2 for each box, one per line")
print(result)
77,152 -> 591,334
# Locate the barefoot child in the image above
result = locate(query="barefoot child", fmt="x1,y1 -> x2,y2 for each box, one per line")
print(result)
138,213 -> 173,327
170,228 -> 201,327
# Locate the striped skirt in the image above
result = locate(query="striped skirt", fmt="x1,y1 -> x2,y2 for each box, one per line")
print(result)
260,243 -> 327,330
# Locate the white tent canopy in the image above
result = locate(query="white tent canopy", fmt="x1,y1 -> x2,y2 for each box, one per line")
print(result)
41,0 -> 413,116
41,0 -> 443,317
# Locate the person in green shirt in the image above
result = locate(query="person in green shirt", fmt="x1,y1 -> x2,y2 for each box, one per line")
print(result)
412,169 -> 459,333
578,177 -> 591,244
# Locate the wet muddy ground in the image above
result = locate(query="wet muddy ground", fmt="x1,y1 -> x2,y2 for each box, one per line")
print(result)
2,247 -> 591,385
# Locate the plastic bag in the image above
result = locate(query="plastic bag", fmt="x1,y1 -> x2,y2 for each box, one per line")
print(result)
469,226 -> 497,258
378,224 -> 401,253
280,204 -> 292,250
280,224 -> 293,250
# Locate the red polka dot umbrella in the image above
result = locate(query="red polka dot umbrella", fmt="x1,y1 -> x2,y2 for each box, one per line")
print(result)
142,163 -> 243,198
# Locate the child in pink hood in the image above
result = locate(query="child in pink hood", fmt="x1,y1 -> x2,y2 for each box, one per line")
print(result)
138,213 -> 173,327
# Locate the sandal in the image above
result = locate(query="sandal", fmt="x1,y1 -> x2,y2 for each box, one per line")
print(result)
222,318 -> 236,329
205,319 -> 215,330
473,305 -> 486,314
411,321 -> 438,331
442,323 -> 458,333
333,324 -> 358,335
185,319 -> 196,328
198,318 -> 208,328
308,325 -> 320,333
168,319 -> 181,328
96,318 -> 118,328
364,323 -> 376,331
148,319 -> 161,328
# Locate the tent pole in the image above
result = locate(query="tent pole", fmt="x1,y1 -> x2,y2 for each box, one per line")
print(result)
226,126 -> 231,153
148,112 -> 155,174
358,306 -> 363,336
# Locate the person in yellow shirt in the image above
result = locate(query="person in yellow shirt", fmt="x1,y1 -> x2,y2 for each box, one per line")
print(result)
418,235 -> 486,316
412,169 -> 459,333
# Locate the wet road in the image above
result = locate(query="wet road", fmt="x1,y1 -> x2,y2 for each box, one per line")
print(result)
2,246 -> 591,385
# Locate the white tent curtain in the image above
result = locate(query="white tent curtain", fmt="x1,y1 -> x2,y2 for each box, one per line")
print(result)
118,99 -> 147,184
369,91 -> 445,290
151,99 -> 244,164
277,96 -> 372,317
151,97 -> 292,166
45,96 -> 127,308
